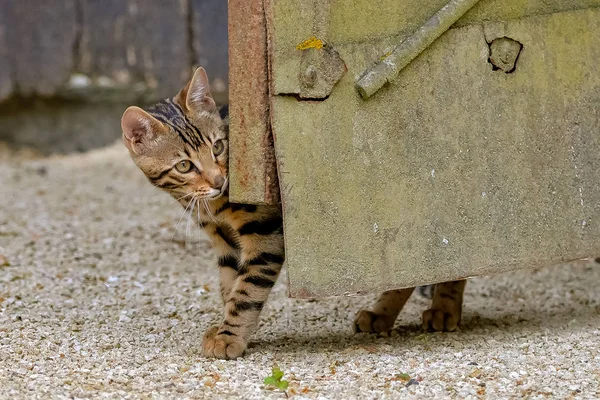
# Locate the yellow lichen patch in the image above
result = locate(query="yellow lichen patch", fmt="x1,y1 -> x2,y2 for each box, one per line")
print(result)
296,36 -> 324,50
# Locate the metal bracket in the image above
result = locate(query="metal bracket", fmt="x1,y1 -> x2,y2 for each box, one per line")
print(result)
356,0 -> 482,99
298,45 -> 347,99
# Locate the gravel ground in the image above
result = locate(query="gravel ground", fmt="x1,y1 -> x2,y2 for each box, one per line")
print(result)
1,142 -> 600,399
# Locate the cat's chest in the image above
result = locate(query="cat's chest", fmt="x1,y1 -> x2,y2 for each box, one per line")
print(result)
197,200 -> 242,252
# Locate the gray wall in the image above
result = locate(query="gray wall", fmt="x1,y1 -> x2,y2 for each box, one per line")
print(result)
0,0 -> 227,153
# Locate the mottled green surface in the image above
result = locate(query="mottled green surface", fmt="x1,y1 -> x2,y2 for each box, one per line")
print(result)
328,0 -> 600,43
270,0 -> 600,95
270,6 -> 600,297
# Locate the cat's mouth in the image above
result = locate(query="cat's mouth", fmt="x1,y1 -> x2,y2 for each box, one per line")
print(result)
206,179 -> 228,200
205,190 -> 222,200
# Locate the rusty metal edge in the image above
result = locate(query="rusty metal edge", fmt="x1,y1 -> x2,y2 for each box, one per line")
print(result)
228,0 -> 280,205
261,0 -> 281,205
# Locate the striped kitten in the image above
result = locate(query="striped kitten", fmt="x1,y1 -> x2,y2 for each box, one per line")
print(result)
121,67 -> 284,359
121,67 -> 466,358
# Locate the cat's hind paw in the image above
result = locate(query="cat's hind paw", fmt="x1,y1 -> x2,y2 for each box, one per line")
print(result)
354,310 -> 395,334
202,325 -> 247,359
422,308 -> 460,332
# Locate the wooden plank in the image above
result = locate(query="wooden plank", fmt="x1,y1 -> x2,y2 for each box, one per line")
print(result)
0,5 -> 12,101
78,0 -> 191,99
227,0 -> 279,204
0,0 -> 77,96
191,0 -> 228,104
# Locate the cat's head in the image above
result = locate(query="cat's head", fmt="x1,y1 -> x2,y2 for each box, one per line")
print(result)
121,67 -> 228,200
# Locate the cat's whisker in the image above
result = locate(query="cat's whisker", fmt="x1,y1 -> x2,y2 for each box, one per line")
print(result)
185,200 -> 191,248
196,199 -> 203,227
197,196 -> 203,246
172,197 -> 194,241
191,198 -> 199,242
201,199 -> 210,220
203,199 -> 218,224
185,198 -> 196,249
171,192 -> 194,205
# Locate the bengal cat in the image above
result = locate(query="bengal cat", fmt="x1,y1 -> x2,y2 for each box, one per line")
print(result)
121,67 -> 466,359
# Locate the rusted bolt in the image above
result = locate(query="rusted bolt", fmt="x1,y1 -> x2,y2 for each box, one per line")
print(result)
488,37 -> 523,73
301,65 -> 317,88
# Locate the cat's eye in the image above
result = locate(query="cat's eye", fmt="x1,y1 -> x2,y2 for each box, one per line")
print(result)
175,160 -> 193,173
213,140 -> 225,156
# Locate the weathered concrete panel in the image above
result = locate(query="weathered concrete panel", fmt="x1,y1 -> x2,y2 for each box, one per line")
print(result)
0,0 -> 77,96
228,0 -> 279,204
269,0 -> 600,96
78,0 -> 191,99
270,7 -> 600,297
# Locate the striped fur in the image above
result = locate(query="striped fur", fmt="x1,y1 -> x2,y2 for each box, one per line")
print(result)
122,68 -> 284,359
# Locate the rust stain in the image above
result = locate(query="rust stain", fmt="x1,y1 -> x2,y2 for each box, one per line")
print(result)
234,111 -> 251,190
229,0 -> 279,203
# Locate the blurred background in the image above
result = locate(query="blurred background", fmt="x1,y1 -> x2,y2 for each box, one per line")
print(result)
0,0 -> 228,154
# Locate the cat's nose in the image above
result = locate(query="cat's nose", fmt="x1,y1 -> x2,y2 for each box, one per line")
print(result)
213,175 -> 225,190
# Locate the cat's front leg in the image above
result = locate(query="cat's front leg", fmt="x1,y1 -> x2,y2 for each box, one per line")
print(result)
205,222 -> 242,304
203,249 -> 284,359
217,253 -> 238,304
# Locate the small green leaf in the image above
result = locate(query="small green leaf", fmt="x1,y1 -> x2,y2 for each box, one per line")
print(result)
272,366 -> 284,380
277,380 -> 289,390
264,377 -> 277,385
398,373 -> 411,382
264,365 -> 289,392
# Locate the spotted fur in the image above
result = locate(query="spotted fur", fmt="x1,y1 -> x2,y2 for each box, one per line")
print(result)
122,67 -> 284,359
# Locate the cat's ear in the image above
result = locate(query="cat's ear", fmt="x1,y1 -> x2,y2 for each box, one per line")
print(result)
177,67 -> 216,113
121,106 -> 166,153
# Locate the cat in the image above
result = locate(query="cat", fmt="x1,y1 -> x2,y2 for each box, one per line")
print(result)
122,67 -> 284,359
121,67 -> 466,359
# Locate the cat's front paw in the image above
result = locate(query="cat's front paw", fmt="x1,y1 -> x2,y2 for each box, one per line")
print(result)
354,310 -> 395,334
202,325 -> 247,359
422,308 -> 461,332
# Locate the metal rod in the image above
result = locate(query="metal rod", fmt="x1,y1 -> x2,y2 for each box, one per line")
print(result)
356,0 -> 482,99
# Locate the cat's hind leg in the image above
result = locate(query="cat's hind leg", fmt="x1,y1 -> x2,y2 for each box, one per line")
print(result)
422,280 -> 466,332
354,288 -> 415,334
